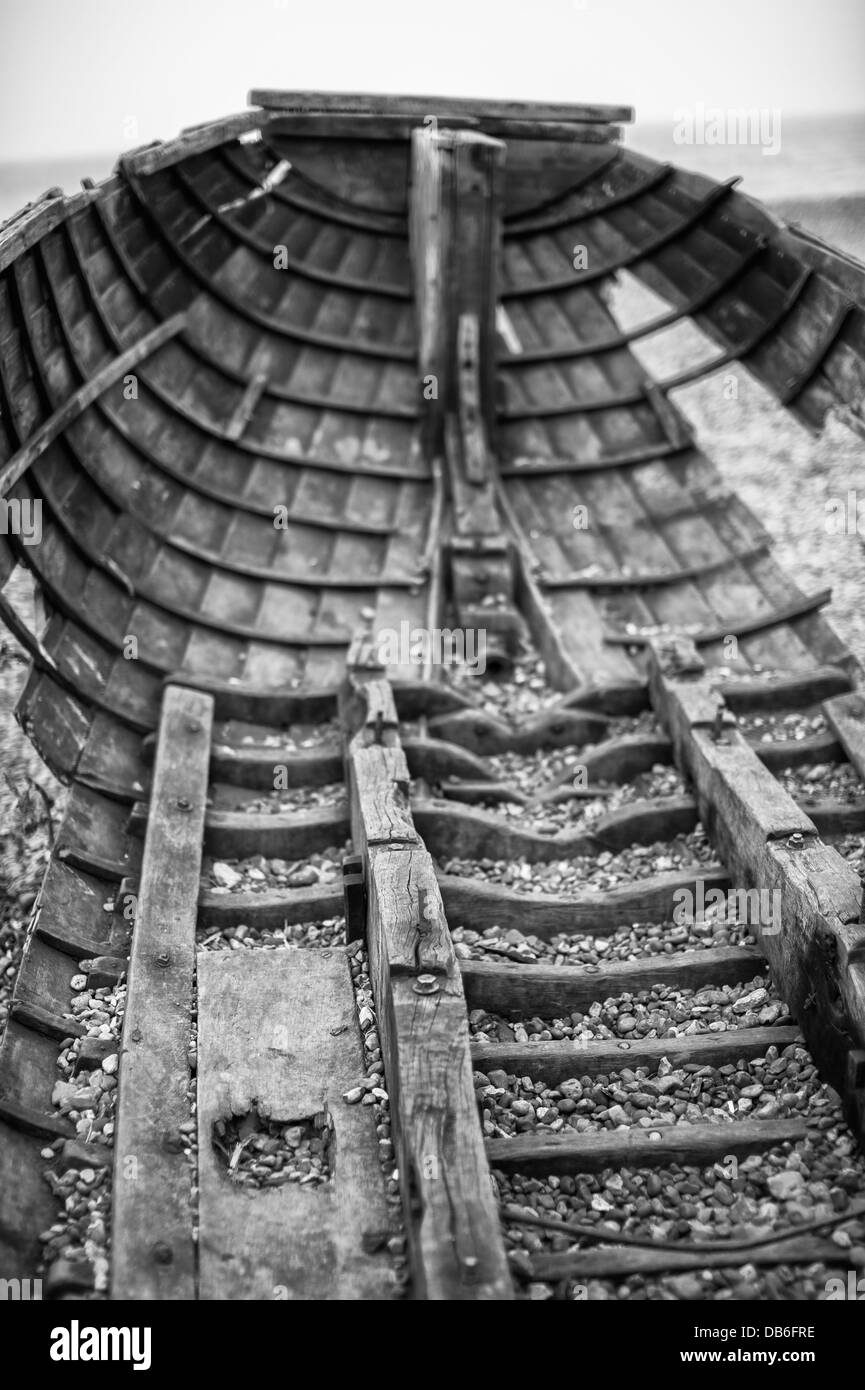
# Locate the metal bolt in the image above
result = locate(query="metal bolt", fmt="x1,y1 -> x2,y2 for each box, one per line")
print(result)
176,797 -> 192,811
413,973 -> 439,996
788,832 -> 804,849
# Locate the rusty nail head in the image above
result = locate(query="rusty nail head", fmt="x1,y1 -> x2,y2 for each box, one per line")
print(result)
413,973 -> 439,996
156,950 -> 170,967
186,719 -> 202,734
176,797 -> 192,811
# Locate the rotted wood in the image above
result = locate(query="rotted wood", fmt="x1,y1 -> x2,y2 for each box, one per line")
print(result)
111,684 -> 214,1299
340,645 -> 511,1299
197,949 -> 393,1299
648,636 -> 865,1143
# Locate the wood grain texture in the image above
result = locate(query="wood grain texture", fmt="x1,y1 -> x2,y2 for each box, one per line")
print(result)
526,1236 -> 840,1282
461,944 -> 767,1018
251,90 -> 634,124
439,867 -> 730,939
197,948 -> 393,1299
473,1025 -> 800,1086
341,658 -> 511,1299
648,640 -> 865,1142
487,1117 -> 806,1174
111,684 -> 213,1299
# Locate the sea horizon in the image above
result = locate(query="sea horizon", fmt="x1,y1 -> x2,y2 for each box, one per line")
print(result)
1,110 -> 863,255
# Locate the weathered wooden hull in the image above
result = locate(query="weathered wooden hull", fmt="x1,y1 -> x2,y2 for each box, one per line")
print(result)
1,93 -> 864,1294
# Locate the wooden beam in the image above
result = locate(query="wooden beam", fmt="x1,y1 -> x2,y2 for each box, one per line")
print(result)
111,684 -> 213,1299
526,1236 -> 840,1282
439,866 -> 730,939
473,1026 -> 801,1086
824,691 -> 865,781
647,636 -> 865,1144
120,111 -> 263,177
251,89 -> 634,124
409,127 -> 521,665
461,944 -> 767,1018
487,1117 -> 806,1175
266,112 -> 621,143
340,643 -> 511,1300
197,949 -> 393,1299
0,313 -> 187,499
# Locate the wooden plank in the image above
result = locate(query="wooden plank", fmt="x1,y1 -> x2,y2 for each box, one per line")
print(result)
526,1237 -> 842,1282
121,110 -> 263,176
128,801 -> 351,858
487,1117 -> 806,1175
224,371 -> 268,442
461,945 -> 766,1018
251,89 -> 634,124
341,654 -> 511,1299
606,588 -> 833,647
473,1026 -> 800,1086
0,313 -> 187,499
824,691 -> 865,781
647,639 -> 865,1142
268,112 -> 621,144
440,867 -> 730,939
722,666 -> 852,713
111,684 -> 213,1299
197,948 -> 393,1300
198,884 -> 344,930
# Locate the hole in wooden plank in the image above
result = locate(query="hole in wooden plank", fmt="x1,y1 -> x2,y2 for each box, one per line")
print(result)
212,1102 -> 334,1189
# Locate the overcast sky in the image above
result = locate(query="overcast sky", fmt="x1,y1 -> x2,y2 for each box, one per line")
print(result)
1,0 -> 864,162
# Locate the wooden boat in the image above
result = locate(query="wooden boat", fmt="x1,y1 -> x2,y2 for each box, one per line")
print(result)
1,92 -> 864,1300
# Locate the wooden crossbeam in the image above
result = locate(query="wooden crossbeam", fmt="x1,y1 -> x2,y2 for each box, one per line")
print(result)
647,635 -> 865,1144
111,683 -> 213,1299
462,944 -> 766,1019
251,89 -> 634,125
340,643 -> 511,1300
473,1026 -> 801,1087
487,1117 -> 806,1175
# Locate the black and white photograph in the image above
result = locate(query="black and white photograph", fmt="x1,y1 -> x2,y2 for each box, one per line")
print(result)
1,0 -> 864,1343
